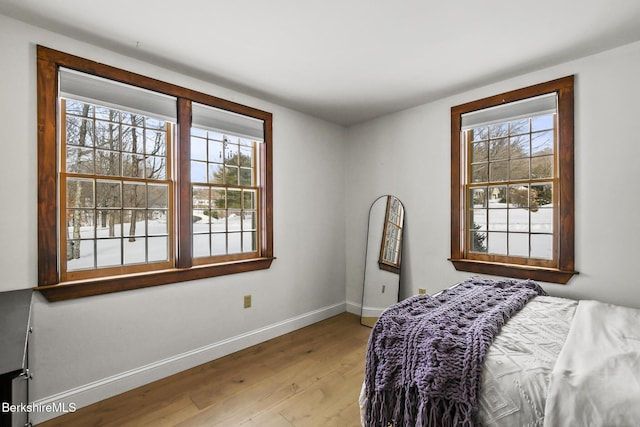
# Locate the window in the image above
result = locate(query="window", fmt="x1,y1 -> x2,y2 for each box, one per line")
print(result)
37,46 -> 274,301
450,76 -> 576,284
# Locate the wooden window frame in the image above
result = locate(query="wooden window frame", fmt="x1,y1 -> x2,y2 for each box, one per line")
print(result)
36,46 -> 274,301
450,76 -> 577,284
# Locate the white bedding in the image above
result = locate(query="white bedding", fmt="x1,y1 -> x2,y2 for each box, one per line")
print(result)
478,295 -> 577,427
360,296 -> 640,427
360,295 -> 578,426
543,300 -> 640,427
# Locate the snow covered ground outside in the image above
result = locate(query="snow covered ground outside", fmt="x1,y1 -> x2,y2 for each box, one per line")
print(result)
472,200 -> 553,259
66,214 -> 255,271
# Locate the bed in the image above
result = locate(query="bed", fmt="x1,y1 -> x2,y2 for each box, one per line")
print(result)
360,277 -> 640,427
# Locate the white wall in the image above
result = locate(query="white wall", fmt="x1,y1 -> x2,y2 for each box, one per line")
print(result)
0,13 -> 347,423
346,40 -> 640,310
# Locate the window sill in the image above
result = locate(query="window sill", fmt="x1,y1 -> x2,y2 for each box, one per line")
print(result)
449,258 -> 577,284
36,257 -> 276,302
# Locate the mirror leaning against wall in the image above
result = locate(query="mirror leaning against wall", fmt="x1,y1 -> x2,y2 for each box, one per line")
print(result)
361,195 -> 405,327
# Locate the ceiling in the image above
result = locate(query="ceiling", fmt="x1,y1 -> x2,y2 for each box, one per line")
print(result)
2,0 -> 640,126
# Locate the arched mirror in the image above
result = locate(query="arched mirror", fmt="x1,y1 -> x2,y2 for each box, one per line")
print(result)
361,195 -> 405,327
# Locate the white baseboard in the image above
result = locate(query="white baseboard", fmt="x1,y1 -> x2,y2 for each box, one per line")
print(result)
346,299 -> 361,315
29,301 -> 346,425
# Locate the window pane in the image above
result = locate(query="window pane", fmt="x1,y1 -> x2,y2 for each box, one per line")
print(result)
225,166 -> 239,185
96,180 -> 121,208
489,123 -> 508,138
192,186 -> 210,208
487,232 -> 507,255
532,156 -> 554,179
124,237 -> 146,265
147,236 -> 168,262
66,146 -> 94,174
531,234 -> 553,259
470,127 -> 488,142
509,158 -> 529,180
193,233 -> 210,258
239,168 -> 253,186
96,238 -> 121,267
239,146 -> 253,167
489,138 -> 509,161
122,210 -> 143,237
96,150 -> 121,176
67,178 -> 94,208
103,211 -> 123,238
509,135 -> 530,158
121,126 -> 144,153
191,136 -> 207,161
531,183 -> 553,208
509,118 -> 529,135
508,208 -> 529,232
123,183 -> 146,208
191,161 -> 207,183
470,188 -> 487,208
243,211 -> 257,231
211,210 -> 226,230
488,208 -> 507,231
509,233 -> 529,257
191,127 -> 207,138
95,119 -> 120,150
122,153 -> 145,178
531,207 -> 553,233
145,156 -> 166,179
225,142 -> 239,166
148,184 -> 168,209
243,231 -> 257,252
145,129 -> 166,156
243,190 -> 256,209
95,106 -> 118,122
228,210 -> 242,232
212,190 -> 226,209
470,229 -> 487,253
211,233 -> 226,256
471,141 -> 488,163
228,190 -> 242,209
67,239 -> 94,271
532,130 -> 554,156
145,117 -> 165,131
488,186 -> 507,204
228,233 -> 242,254
489,161 -> 508,181
508,186 -> 529,209
148,210 -> 168,235
471,164 -> 488,183
531,114 -> 554,132
66,209 -> 95,239
209,140 -> 224,162
208,163 -> 224,184
470,209 -> 487,231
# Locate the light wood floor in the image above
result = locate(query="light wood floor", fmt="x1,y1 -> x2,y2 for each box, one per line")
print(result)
37,313 -> 372,427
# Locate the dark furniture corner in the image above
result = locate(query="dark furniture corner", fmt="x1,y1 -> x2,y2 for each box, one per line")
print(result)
0,289 -> 33,427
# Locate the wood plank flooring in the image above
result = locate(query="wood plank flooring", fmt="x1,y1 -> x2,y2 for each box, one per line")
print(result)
36,313 -> 372,427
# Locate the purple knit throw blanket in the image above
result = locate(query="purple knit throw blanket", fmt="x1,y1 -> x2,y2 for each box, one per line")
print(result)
363,277 -> 546,427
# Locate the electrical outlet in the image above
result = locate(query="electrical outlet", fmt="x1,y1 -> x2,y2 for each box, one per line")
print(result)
418,288 -> 426,294
244,295 -> 252,308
